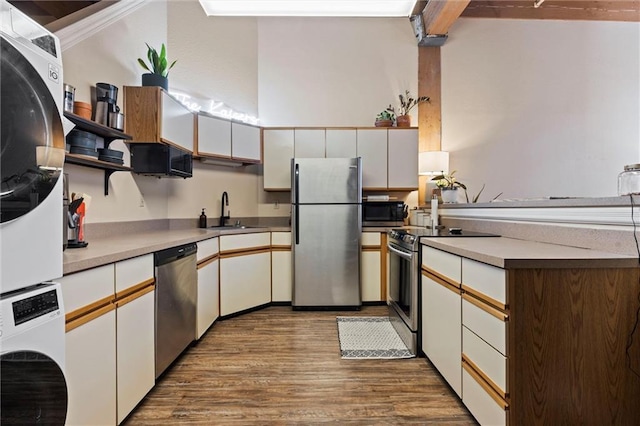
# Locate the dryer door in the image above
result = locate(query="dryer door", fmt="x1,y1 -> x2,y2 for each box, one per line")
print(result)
0,350 -> 68,424
0,37 -> 64,223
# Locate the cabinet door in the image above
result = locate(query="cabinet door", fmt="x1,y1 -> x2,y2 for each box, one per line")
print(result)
231,122 -> 261,162
356,129 -> 388,189
421,273 -> 462,397
294,129 -> 325,158
326,129 -> 357,158
115,254 -> 154,295
197,258 -> 219,339
361,250 -> 381,302
65,310 -> 117,426
161,91 -> 194,152
271,250 -> 292,302
388,129 -> 418,189
263,129 -> 294,190
198,114 -> 231,157
220,251 -> 271,316
116,289 -> 155,424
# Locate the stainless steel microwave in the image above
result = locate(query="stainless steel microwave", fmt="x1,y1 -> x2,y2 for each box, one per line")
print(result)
362,201 -> 405,227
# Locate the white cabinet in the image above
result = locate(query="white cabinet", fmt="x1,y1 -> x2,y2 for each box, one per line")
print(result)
263,129 -> 294,190
65,309 -> 116,426
160,91 -> 194,152
197,114 -> 231,157
114,255 -> 155,424
356,129 -> 388,189
361,232 -> 383,302
294,129 -> 325,158
116,289 -> 155,424
271,232 -> 292,302
326,129 -> 357,158
231,122 -> 261,162
388,128 -> 418,189
220,233 -> 272,316
421,272 -> 462,397
197,237 -> 220,339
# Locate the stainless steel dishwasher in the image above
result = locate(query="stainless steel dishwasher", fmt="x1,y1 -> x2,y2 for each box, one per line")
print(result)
154,242 -> 197,378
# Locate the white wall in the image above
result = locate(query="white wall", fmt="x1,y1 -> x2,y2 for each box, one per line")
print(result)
441,18 -> 640,201
258,17 -> 418,126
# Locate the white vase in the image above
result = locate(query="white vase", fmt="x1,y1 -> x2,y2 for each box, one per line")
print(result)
441,188 -> 459,203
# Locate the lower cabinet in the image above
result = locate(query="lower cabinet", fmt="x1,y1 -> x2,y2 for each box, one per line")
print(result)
421,271 -> 462,397
65,309 -> 117,426
116,288 -> 155,424
271,232 -> 292,303
220,251 -> 271,315
196,257 -> 219,338
361,232 -> 385,302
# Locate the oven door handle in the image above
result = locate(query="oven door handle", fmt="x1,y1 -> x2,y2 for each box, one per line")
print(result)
387,243 -> 413,261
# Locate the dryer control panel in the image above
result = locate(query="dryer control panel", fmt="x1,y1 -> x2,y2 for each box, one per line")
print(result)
12,289 -> 59,326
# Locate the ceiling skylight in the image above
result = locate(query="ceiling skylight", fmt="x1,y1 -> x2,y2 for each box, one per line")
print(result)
198,1 -> 417,17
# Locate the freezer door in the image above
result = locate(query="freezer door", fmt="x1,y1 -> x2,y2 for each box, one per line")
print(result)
292,204 -> 361,307
291,158 -> 361,204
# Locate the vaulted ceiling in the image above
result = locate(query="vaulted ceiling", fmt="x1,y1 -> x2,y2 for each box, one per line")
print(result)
8,0 -> 640,29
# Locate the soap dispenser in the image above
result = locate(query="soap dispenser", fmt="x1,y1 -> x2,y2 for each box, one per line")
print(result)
199,208 -> 207,228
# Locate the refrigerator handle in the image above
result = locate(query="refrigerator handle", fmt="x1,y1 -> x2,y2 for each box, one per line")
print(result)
294,163 -> 300,245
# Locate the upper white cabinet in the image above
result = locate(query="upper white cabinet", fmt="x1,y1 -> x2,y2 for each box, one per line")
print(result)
263,129 -> 295,190
197,114 -> 231,157
196,116 -> 261,164
326,129 -> 357,158
356,129 -> 388,189
231,122 -> 261,162
124,86 -> 194,153
294,129 -> 325,158
388,128 -> 418,189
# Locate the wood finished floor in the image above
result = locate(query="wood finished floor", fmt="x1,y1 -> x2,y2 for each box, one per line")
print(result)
125,306 -> 476,425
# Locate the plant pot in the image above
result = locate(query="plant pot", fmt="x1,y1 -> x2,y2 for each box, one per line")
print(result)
396,115 -> 411,127
375,119 -> 394,127
142,73 -> 168,90
441,188 -> 459,204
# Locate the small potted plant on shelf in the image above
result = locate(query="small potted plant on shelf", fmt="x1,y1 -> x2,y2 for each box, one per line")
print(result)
374,110 -> 395,127
137,43 -> 177,91
431,170 -> 466,203
389,90 -> 430,127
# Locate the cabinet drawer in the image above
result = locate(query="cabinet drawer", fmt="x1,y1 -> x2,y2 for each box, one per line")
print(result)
462,258 -> 506,307
59,265 -> 114,313
462,368 -> 507,426
220,232 -> 271,252
271,232 -> 291,247
463,325 -> 507,395
115,254 -> 154,294
422,246 -> 461,283
462,296 -> 507,356
362,232 -> 381,247
197,237 -> 219,262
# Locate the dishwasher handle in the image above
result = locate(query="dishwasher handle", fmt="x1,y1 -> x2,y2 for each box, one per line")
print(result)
155,243 -> 198,266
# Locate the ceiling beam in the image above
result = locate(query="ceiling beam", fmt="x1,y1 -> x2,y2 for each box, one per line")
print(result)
461,1 -> 640,22
422,0 -> 471,34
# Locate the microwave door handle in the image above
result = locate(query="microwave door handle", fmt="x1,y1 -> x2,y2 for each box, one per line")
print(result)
387,243 -> 413,261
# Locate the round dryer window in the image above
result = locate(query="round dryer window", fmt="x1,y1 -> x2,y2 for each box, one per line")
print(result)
1,37 -> 65,223
0,350 -> 68,424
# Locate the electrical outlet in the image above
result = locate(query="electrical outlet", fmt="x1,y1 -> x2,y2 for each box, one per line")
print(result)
139,195 -> 145,208
274,200 -> 279,209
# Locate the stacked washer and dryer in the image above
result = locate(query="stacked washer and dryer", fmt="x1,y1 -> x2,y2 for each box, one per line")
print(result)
0,1 -> 69,423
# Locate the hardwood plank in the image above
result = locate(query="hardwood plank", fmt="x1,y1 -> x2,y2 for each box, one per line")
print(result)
125,306 -> 476,424
422,0 -> 471,34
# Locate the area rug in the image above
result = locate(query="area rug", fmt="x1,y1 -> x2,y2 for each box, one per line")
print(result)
336,316 -> 414,359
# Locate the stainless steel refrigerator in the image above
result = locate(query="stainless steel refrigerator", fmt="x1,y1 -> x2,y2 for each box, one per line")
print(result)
291,157 -> 362,308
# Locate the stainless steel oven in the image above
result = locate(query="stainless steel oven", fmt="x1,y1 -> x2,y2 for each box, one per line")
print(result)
387,229 -> 420,355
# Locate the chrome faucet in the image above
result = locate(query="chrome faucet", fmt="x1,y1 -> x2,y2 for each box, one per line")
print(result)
220,191 -> 230,226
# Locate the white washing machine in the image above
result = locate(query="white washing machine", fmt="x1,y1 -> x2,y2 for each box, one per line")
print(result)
0,0 -> 66,294
0,282 -> 67,424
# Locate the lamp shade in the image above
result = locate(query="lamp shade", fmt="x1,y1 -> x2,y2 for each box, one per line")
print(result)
419,151 -> 449,176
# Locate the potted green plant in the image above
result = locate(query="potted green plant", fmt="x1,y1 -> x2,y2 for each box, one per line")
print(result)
374,110 -> 395,127
431,170 -> 466,203
138,43 -> 177,91
390,90 -> 430,127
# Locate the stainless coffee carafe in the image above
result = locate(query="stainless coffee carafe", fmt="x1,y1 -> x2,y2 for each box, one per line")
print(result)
95,82 -> 118,125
